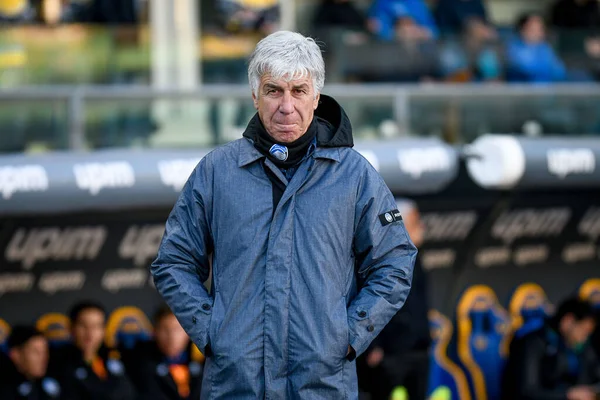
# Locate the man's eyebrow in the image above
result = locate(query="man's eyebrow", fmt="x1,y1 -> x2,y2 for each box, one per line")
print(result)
292,84 -> 309,90
263,83 -> 282,91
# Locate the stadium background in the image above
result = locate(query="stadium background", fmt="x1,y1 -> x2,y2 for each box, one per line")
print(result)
1,0 -> 600,399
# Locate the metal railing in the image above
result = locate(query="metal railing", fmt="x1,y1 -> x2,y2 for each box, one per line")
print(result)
1,83 -> 600,151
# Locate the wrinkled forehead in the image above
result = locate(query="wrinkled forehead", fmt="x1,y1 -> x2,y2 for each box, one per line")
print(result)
260,70 -> 314,87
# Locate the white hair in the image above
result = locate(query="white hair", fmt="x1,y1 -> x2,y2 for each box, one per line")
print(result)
248,31 -> 325,99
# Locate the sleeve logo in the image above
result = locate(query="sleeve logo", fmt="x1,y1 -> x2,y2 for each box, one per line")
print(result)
379,209 -> 403,226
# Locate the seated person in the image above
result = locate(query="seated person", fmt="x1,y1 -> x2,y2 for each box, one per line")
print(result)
367,0 -> 438,41
434,0 -> 489,35
505,13 -> 567,83
0,326 -> 61,400
312,0 -> 366,32
126,305 -> 203,400
218,0 -> 279,35
439,17 -> 501,82
48,301 -> 136,400
501,297 -> 600,400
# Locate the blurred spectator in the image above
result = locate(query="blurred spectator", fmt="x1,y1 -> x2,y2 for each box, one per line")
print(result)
367,0 -> 438,41
439,17 -> 501,82
219,0 -> 279,35
126,305 -> 204,400
312,0 -> 366,32
0,0 -> 34,23
0,326 -> 61,400
551,0 -> 600,30
48,301 -> 136,400
358,199 -> 431,400
434,0 -> 489,35
501,297 -> 600,400
505,14 -> 567,83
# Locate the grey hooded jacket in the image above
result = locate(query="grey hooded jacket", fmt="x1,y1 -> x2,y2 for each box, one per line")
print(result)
151,95 -> 417,399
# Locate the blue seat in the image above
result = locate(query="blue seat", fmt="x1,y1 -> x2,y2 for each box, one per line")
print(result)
105,306 -> 153,350
507,283 -> 552,343
579,278 -> 600,309
428,309 -> 472,400
456,285 -> 510,400
36,313 -> 72,348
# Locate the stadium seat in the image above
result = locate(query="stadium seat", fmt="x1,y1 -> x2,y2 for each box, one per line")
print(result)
456,285 -> 510,400
579,278 -> 600,309
506,283 -> 552,344
36,313 -> 71,348
105,306 -> 153,350
0,0 -> 27,18
428,310 -> 472,400
0,318 -> 11,354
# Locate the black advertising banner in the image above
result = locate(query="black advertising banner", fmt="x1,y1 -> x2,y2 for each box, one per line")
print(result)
0,137 -> 600,323
0,210 -> 170,325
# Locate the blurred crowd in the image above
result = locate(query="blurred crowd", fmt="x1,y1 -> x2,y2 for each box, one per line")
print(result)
0,301 -> 205,400
311,0 -> 600,83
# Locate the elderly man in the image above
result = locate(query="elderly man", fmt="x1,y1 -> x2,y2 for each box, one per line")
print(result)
151,30 -> 417,399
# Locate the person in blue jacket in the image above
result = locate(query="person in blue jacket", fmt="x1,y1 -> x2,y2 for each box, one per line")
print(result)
151,30 -> 417,399
367,0 -> 439,40
506,13 -> 567,83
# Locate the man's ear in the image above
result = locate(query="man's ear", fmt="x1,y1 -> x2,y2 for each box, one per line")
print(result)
252,91 -> 259,110
313,93 -> 320,110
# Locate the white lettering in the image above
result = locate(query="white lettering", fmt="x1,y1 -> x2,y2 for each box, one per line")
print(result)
5,226 -> 107,269
73,162 -> 135,195
0,273 -> 35,296
157,158 -> 201,192
491,208 -> 571,244
39,271 -> 85,294
421,249 -> 456,270
579,207 -> 600,241
102,269 -> 147,293
475,247 -> 511,268
547,148 -> 595,179
0,165 -> 48,199
562,243 -> 596,264
397,147 -> 451,179
513,245 -> 549,266
119,225 -> 165,267
421,211 -> 478,242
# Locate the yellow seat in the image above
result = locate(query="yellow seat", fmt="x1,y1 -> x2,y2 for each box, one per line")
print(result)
0,0 -> 27,17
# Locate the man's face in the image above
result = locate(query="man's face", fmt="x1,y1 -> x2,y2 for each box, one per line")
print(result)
72,309 -> 105,356
154,314 -> 189,359
403,208 -> 425,248
252,74 -> 320,143
10,336 -> 49,379
563,315 -> 596,349
522,16 -> 546,44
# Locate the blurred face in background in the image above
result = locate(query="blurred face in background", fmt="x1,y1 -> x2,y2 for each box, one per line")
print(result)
72,308 -> 105,359
155,314 -> 189,359
521,15 -> 546,44
403,207 -> 425,248
10,336 -> 49,379
561,314 -> 595,350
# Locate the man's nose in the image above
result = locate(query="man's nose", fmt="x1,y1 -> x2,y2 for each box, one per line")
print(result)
278,91 -> 295,114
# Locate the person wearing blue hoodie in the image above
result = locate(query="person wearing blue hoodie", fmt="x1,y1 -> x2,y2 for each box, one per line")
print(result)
367,0 -> 439,41
506,13 -> 567,83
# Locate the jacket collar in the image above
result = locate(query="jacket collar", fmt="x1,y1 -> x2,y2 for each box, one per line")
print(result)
238,139 -> 265,168
238,139 -> 341,167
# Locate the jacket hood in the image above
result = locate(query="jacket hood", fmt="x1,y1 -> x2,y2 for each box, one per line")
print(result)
242,94 -> 353,149
314,94 -> 354,148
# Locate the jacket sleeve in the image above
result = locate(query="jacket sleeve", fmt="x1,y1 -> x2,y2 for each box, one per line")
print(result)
150,159 -> 214,353
347,166 -> 417,359
514,337 -> 569,400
